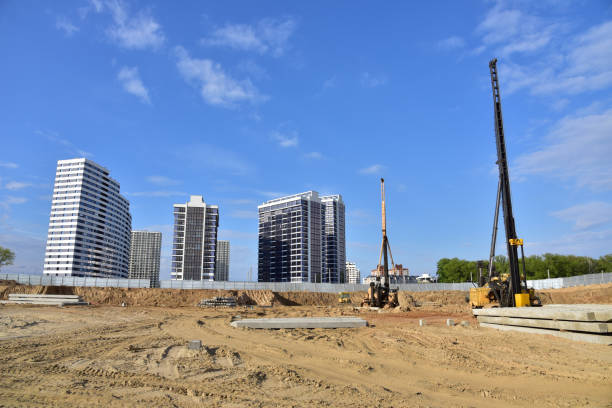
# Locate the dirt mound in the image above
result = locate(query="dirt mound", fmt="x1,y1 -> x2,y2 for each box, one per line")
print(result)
538,283 -> 612,304
1,280 -> 610,308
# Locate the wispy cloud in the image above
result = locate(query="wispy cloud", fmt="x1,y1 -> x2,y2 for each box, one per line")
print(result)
255,190 -> 290,199
37,129 -> 92,158
104,0 -> 165,50
117,66 -> 150,104
551,202 -> 612,230
437,36 -> 465,50
361,72 -> 387,88
127,191 -> 187,197
201,17 -> 297,57
146,176 -> 181,186
304,152 -> 323,160
473,2 -> 612,96
359,164 -> 385,175
0,196 -> 28,210
4,182 -> 32,191
0,161 -> 18,169
513,107 -> 612,190
175,46 -> 267,108
56,16 -> 79,36
271,130 -> 298,147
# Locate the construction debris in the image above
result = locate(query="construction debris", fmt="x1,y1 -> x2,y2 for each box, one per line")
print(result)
199,296 -> 237,308
0,294 -> 88,307
474,304 -> 612,345
230,316 -> 367,329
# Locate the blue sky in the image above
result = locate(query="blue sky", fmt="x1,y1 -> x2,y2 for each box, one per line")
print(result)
1,0 -> 611,280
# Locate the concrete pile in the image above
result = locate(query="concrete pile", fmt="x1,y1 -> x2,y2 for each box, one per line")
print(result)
1,294 -> 88,307
199,296 -> 237,308
230,316 -> 367,329
474,304 -> 612,345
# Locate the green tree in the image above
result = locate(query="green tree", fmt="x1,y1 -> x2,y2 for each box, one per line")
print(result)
0,246 -> 15,271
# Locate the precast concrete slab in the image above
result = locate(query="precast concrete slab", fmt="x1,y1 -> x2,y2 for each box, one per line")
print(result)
472,304 -> 612,322
479,322 -> 612,345
477,316 -> 612,333
230,317 -> 367,329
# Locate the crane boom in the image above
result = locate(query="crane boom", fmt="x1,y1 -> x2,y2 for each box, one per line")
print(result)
489,58 -> 526,306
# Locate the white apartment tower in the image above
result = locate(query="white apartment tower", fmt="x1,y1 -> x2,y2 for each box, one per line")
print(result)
258,191 -> 346,283
129,231 -> 162,287
171,195 -> 219,281
215,240 -> 230,281
43,158 -> 132,277
345,261 -> 361,284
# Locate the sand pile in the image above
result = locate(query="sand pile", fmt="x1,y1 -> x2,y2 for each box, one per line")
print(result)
538,283 -> 612,304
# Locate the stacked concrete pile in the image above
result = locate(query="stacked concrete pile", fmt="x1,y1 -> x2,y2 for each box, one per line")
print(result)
1,294 -> 88,307
199,296 -> 237,308
474,304 -> 612,345
230,316 -> 367,329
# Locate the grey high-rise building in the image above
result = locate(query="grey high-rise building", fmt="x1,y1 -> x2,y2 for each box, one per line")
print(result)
43,158 -> 132,278
257,191 -> 345,283
215,240 -> 230,281
321,195 -> 346,283
129,231 -> 162,287
171,195 -> 219,281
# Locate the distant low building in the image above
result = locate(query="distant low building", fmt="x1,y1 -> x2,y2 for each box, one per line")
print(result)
363,264 -> 416,284
345,261 -> 360,284
416,273 -> 436,283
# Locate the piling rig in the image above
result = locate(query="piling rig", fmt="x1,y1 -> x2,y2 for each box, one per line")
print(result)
362,178 -> 399,308
469,58 -> 540,308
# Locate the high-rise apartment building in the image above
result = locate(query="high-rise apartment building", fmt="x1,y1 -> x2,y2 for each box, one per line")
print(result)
129,231 -> 162,287
257,191 -> 346,283
171,195 -> 219,281
43,158 -> 132,278
321,195 -> 346,283
345,261 -> 361,284
215,240 -> 230,281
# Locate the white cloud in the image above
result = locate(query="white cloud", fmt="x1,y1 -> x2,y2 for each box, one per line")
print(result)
4,182 -> 32,191
437,36 -> 465,50
56,16 -> 79,36
304,152 -> 323,160
360,164 -> 385,175
146,176 -> 180,186
103,0 -> 165,50
175,46 -> 266,108
551,202 -> 612,230
37,130 -> 93,158
271,130 -> 298,148
513,107 -> 612,190
128,191 -> 187,197
0,196 -> 28,210
201,17 -> 297,57
117,66 -> 150,104
0,162 -> 18,169
361,72 -> 387,88
527,229 -> 612,258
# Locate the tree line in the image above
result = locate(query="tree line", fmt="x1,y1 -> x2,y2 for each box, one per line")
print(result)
436,253 -> 612,283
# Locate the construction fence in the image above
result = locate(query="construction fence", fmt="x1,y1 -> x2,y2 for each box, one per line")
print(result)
0,273 -> 150,288
1,272 -> 610,292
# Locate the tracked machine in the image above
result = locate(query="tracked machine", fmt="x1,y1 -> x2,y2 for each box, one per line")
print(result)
362,178 -> 399,308
469,59 -> 541,309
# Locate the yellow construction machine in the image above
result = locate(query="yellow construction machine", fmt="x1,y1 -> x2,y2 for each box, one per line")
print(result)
338,292 -> 351,304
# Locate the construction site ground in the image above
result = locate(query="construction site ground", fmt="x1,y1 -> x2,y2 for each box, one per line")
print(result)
0,282 -> 611,407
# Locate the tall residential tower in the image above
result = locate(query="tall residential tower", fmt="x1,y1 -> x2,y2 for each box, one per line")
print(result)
171,195 -> 219,281
257,191 -> 345,283
43,158 -> 132,277
129,231 -> 162,287
215,240 -> 230,281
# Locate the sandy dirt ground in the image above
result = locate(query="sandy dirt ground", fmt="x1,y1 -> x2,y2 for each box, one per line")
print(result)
1,294 -> 611,407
